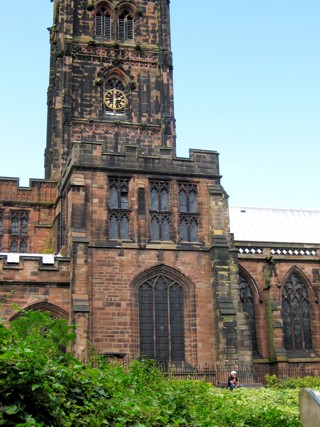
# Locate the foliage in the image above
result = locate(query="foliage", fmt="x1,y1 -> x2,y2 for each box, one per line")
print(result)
266,373 -> 320,390
0,309 -> 77,426
0,310 -> 307,426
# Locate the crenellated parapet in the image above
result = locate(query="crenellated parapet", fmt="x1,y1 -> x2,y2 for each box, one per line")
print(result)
0,180 -> 58,253
60,141 -> 221,187
0,252 -> 71,322
0,178 -> 57,205
0,253 -> 70,276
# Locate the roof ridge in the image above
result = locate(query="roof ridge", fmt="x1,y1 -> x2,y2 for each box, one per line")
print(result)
230,206 -> 320,213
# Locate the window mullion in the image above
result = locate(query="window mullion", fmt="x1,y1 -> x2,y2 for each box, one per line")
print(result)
118,188 -> 121,209
289,297 -> 296,352
299,301 -> 305,351
167,284 -> 172,362
152,282 -> 156,360
158,189 -> 161,212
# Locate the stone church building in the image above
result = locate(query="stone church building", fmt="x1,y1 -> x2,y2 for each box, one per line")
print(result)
1,0 -> 320,376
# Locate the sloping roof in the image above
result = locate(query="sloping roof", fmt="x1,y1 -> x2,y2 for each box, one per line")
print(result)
229,207 -> 320,244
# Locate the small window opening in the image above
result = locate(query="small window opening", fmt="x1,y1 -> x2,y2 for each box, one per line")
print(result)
118,10 -> 134,40
95,6 -> 112,39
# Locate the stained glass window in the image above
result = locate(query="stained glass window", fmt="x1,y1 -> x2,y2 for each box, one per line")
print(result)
282,272 -> 312,352
150,182 -> 171,241
10,211 -> 29,252
179,184 -> 199,242
139,275 -> 185,363
0,211 -> 3,237
239,276 -> 259,356
108,179 -> 130,240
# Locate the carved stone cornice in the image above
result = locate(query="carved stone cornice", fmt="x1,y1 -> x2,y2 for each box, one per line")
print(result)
72,44 -> 159,69
71,121 -> 161,138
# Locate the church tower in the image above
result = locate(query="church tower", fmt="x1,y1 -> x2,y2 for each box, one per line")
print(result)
41,0 -> 243,368
45,0 -> 176,180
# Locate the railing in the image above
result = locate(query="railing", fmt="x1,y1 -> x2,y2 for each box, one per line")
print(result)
157,363 -> 320,386
104,356 -> 320,387
159,363 -> 217,385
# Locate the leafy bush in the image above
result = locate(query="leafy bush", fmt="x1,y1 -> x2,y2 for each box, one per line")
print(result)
266,374 -> 320,390
0,310 -> 306,426
0,309 -> 77,426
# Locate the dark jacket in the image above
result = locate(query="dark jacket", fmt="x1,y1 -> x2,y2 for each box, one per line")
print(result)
227,375 -> 239,388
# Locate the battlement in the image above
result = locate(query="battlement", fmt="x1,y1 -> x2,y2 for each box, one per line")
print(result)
62,141 -> 221,184
0,178 -> 57,204
0,252 -> 70,276
0,252 -> 70,323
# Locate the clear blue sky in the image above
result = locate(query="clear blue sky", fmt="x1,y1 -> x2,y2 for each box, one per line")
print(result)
0,1 -> 319,210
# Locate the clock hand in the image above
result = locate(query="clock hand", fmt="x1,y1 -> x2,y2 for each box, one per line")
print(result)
113,89 -> 117,110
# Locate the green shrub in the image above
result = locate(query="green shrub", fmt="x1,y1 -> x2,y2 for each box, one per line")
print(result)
0,310 -> 307,426
266,373 -> 320,390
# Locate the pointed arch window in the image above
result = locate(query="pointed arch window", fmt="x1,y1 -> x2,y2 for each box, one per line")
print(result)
19,238 -> 28,253
11,211 -> 29,236
179,183 -> 199,242
282,272 -> 312,353
10,302 -> 69,322
139,275 -> 185,363
118,10 -> 134,40
10,238 -> 18,253
239,275 -> 259,356
0,211 -> 3,250
0,211 -> 3,237
95,5 -> 112,39
10,211 -> 29,253
150,181 -> 171,241
108,178 -> 130,240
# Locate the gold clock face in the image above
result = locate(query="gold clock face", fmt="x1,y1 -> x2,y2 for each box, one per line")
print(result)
104,89 -> 127,110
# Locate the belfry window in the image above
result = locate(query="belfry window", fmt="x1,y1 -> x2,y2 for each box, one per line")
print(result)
108,178 -> 130,240
179,183 -> 199,242
282,272 -> 312,353
150,181 -> 171,241
95,6 -> 112,39
118,10 -> 134,40
139,275 -> 185,363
